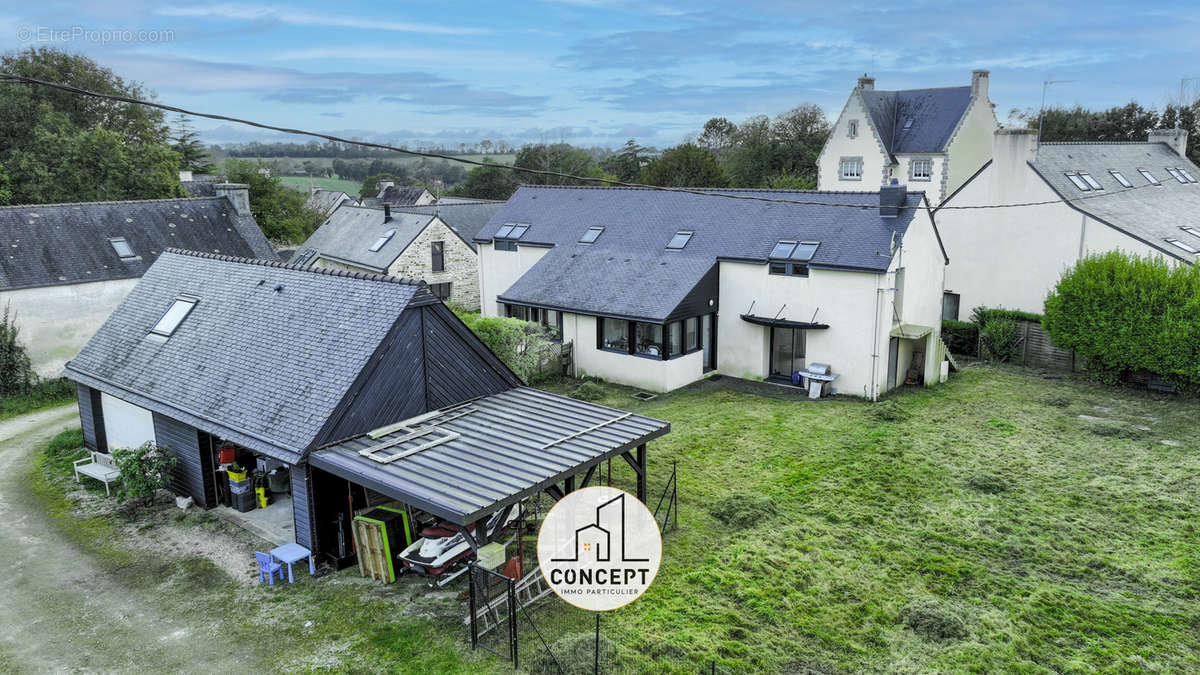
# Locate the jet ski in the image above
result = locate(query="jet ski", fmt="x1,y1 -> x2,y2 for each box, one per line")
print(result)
398,508 -> 517,576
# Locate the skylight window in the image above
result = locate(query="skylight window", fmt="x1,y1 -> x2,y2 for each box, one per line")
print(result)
903,119 -> 913,129
1079,173 -> 1103,190
1139,169 -> 1160,185
1166,238 -> 1199,254
494,224 -> 514,239
109,237 -> 135,259
1179,226 -> 1200,240
666,230 -> 693,250
369,229 -> 396,252
1167,168 -> 1188,184
1109,170 -> 1132,188
1180,168 -> 1197,183
769,241 -> 797,259
1065,173 -> 1091,191
579,226 -> 604,244
150,297 -> 198,337
493,223 -> 529,251
790,242 -> 819,261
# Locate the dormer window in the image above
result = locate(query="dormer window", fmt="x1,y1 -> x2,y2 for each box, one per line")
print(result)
848,120 -> 858,138
1109,170 -> 1132,188
1138,169 -> 1160,185
1166,238 -> 1199,254
494,223 -> 529,252
369,229 -> 395,252
579,226 -> 604,244
109,237 -> 135,259
768,240 -> 819,276
150,296 -> 198,337
666,230 -> 693,250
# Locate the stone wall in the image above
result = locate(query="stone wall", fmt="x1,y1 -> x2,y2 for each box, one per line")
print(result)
386,217 -> 480,310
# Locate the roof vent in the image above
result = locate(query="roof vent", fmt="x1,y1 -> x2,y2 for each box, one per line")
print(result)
383,204 -> 392,223
273,284 -> 283,293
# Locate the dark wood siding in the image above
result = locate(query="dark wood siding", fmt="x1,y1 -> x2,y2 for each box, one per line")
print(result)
665,263 -> 719,323
292,464 -> 315,551
421,303 -> 521,409
76,384 -> 106,453
315,309 -> 428,446
152,413 -> 213,506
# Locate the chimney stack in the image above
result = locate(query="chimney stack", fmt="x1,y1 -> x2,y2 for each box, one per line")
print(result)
214,183 -> 251,218
857,74 -> 875,91
383,204 -> 392,223
179,170 -> 193,182
1148,128 -> 1189,158
971,69 -> 989,98
880,179 -> 907,218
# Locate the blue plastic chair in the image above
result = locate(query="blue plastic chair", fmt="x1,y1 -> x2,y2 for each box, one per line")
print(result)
255,551 -> 284,585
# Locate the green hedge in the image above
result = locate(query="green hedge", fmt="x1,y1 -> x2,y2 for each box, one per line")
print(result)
970,307 -> 1044,325
1044,251 -> 1200,390
941,320 -> 978,356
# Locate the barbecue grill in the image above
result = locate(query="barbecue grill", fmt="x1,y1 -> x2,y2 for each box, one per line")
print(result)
801,363 -> 836,399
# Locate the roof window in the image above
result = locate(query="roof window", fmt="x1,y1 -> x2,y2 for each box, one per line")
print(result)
1167,168 -> 1188,184
903,119 -> 913,129
666,230 -> 693,250
1109,170 -> 1132,188
1179,226 -> 1200,240
494,223 -> 529,251
150,296 -> 198,337
1166,238 -> 1199,254
109,237 -> 135,259
1180,168 -> 1197,183
579,226 -> 604,244
1065,173 -> 1091,191
1138,169 -> 1161,185
1079,173 -> 1102,190
369,229 -> 396,252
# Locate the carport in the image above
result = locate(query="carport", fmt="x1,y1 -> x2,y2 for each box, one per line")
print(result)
309,386 -> 670,552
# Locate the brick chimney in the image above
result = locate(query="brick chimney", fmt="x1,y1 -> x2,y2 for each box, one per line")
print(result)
880,179 -> 907,217
971,69 -> 989,98
857,74 -> 875,91
214,183 -> 251,218
1148,128 -> 1189,158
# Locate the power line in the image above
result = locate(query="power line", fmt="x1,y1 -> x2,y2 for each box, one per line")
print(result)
0,71 -> 1171,213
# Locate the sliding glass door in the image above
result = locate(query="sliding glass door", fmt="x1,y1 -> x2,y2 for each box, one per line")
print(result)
769,327 -> 805,380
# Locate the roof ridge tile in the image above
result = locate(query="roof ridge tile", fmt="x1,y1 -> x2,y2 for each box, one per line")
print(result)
0,196 -> 223,210
161,248 -> 427,286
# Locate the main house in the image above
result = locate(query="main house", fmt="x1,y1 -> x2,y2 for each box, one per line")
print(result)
290,200 -> 502,310
937,128 -> 1200,316
476,185 -> 948,398
818,71 -> 997,204
63,250 -> 668,566
0,185 -> 275,376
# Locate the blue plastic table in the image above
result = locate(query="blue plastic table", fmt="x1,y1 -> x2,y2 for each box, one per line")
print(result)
270,543 -> 314,583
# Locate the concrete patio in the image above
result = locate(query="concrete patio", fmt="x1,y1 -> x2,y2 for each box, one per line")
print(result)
213,495 -> 295,546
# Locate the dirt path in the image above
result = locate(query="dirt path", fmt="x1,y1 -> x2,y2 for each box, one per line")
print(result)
0,405 -> 261,673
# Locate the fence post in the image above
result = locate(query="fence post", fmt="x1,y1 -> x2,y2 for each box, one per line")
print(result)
594,612 -> 600,675
508,576 -> 518,668
468,562 -> 478,648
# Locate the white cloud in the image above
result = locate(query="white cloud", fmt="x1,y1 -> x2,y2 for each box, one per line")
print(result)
155,5 -> 490,36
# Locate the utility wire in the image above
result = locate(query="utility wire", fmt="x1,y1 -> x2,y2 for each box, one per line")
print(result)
0,72 -> 1177,213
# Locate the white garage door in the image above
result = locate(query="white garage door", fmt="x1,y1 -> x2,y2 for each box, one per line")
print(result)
100,393 -> 157,451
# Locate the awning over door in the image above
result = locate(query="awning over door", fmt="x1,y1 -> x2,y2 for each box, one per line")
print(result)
309,387 -> 670,526
740,314 -> 830,330
890,324 -> 933,339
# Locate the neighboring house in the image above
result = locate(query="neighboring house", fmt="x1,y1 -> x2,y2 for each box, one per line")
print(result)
818,71 -> 997,204
290,201 -> 496,310
476,185 -> 948,397
937,128 -> 1200,316
63,249 -> 668,564
0,185 -> 275,377
305,188 -> 358,215
376,181 -> 435,206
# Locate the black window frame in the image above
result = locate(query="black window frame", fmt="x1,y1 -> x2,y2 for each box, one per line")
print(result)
429,282 -> 452,300
596,315 -> 706,361
493,223 -> 529,252
430,240 -> 445,272
942,291 -> 961,321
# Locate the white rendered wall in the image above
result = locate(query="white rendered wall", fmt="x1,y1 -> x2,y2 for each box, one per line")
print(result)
100,392 -> 157,451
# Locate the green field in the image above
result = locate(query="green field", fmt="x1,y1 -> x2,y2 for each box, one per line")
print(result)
278,175 -> 361,195
243,154 -> 514,169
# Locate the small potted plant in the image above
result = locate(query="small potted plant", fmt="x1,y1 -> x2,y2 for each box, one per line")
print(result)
227,461 -> 248,483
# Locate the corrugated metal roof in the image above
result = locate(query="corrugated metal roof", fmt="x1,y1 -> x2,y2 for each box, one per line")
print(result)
310,387 -> 670,524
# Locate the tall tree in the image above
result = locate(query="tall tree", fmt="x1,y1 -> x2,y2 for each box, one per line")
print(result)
601,139 -> 647,182
512,143 -> 605,186
451,159 -> 520,200
639,144 -> 726,187
223,159 -> 323,243
170,114 -> 216,174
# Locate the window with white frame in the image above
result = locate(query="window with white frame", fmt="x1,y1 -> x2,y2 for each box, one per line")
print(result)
1139,169 -> 1161,185
839,157 -> 862,180
848,119 -> 858,138
1109,170 -> 1132,188
1180,226 -> 1200,240
1166,238 -> 1199,254
910,158 -> 933,181
1065,173 -> 1092,191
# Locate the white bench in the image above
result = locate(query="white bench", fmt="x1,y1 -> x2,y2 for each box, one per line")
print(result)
74,451 -> 121,496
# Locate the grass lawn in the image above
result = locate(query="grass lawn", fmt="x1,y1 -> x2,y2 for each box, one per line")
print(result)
0,378 -> 75,421
535,364 -> 1200,673
278,175 -> 362,196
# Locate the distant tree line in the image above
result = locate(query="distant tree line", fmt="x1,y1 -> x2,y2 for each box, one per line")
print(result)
221,139 -> 516,159
1018,101 -> 1200,163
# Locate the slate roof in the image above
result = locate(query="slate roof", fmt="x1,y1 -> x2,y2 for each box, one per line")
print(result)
290,205 -> 435,272
181,181 -> 216,197
481,186 -> 923,321
379,185 -> 432,206
391,201 -> 504,251
1031,142 -> 1200,262
0,197 -> 277,291
860,86 -> 973,157
63,250 -> 428,463
305,189 -> 356,214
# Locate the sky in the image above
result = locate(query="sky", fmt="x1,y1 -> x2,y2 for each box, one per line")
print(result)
1,0 -> 1199,149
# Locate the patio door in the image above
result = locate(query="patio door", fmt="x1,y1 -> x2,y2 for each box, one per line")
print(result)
886,336 -> 899,391
769,327 -> 805,381
701,314 -> 715,372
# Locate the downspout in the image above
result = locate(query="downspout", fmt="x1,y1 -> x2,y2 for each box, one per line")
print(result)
870,276 -> 883,401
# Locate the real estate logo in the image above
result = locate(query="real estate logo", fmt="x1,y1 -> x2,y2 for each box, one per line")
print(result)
537,486 -> 662,611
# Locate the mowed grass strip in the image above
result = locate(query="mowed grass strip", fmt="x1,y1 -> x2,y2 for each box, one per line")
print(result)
544,366 -> 1200,673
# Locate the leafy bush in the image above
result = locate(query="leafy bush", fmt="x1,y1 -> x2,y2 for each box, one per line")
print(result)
971,306 -> 1044,325
898,600 -> 968,641
868,400 -> 908,422
1044,251 -> 1200,390
941,319 -> 979,357
44,428 -> 87,475
709,491 -> 777,528
0,303 -> 35,397
111,442 -> 178,504
223,159 -> 324,243
571,381 -> 606,401
453,309 -> 558,382
525,631 -> 616,675
980,318 -> 1023,362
